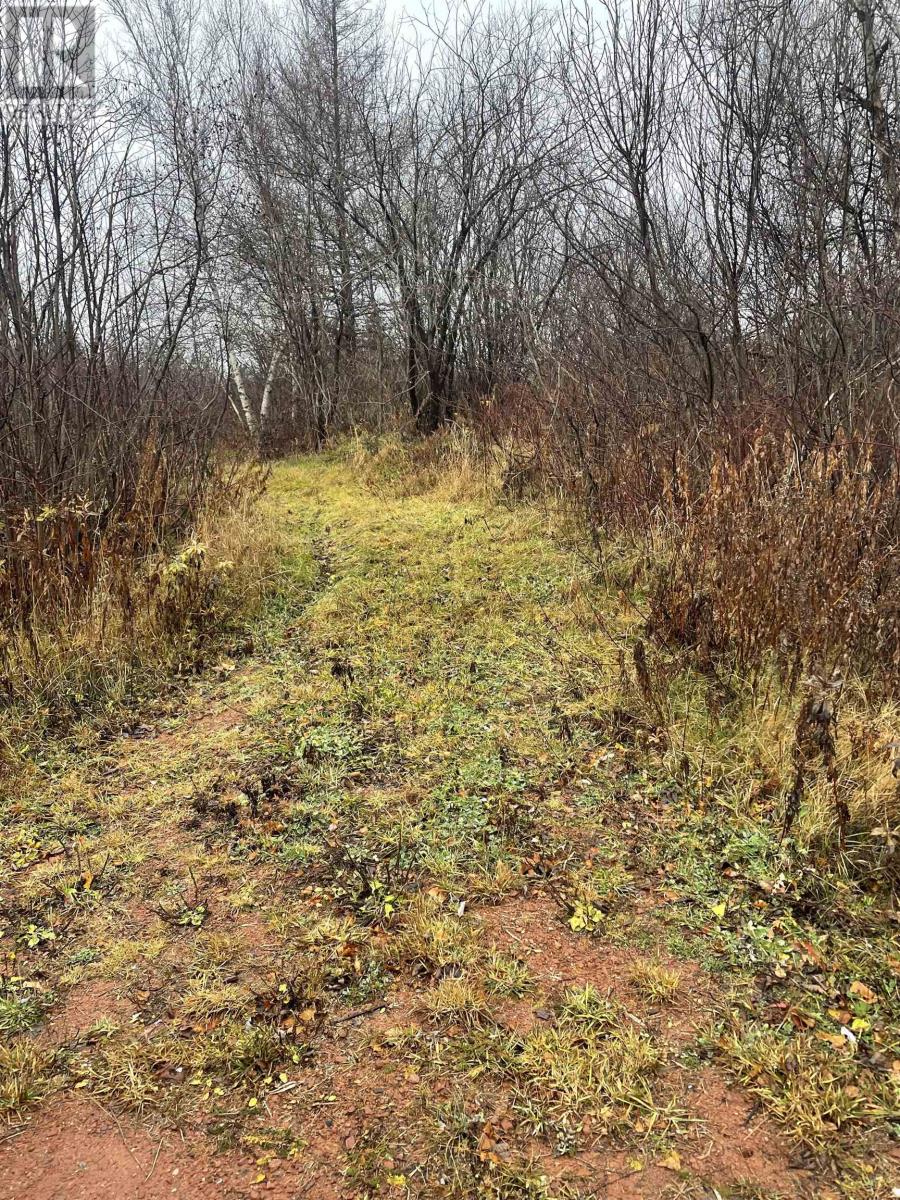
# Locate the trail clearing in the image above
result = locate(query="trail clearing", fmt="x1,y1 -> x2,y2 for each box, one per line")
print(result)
1,453 -> 897,1199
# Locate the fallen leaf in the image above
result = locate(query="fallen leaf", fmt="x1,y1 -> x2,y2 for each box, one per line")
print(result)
849,981 -> 877,1003
815,1031 -> 845,1048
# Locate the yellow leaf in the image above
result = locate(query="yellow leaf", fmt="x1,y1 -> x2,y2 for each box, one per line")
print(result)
659,1151 -> 682,1171
247,1097 -> 258,1108
711,901 -> 727,919
815,1031 -> 846,1048
849,981 -> 877,1003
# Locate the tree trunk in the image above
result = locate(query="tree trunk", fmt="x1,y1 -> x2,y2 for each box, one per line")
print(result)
855,1 -> 900,234
227,352 -> 259,440
328,0 -> 356,370
259,341 -> 285,439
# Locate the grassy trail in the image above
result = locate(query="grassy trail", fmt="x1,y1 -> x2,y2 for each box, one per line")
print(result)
0,453 -> 897,1199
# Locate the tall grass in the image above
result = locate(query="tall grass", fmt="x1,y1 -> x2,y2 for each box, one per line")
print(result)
348,427 -> 498,502
483,387 -> 900,698
649,435 -> 900,695
0,460 -> 277,751
467,387 -> 900,882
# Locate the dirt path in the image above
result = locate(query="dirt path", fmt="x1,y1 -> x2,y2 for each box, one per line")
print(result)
1,453 -> 897,1199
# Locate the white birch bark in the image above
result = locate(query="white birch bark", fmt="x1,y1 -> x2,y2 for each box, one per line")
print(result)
227,351 -> 260,439
259,341 -> 285,434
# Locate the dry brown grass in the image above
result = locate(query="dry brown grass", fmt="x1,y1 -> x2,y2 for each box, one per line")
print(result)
485,386 -> 900,703
0,1042 -> 57,1115
649,435 -> 900,694
721,1023 -> 898,1150
0,476 -> 280,743
628,958 -> 681,1005
349,428 -> 497,502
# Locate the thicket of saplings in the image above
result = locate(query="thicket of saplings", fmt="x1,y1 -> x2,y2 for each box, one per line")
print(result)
1,0 -> 899,885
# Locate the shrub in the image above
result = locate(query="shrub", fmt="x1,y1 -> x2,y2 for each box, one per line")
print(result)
650,435 -> 900,695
